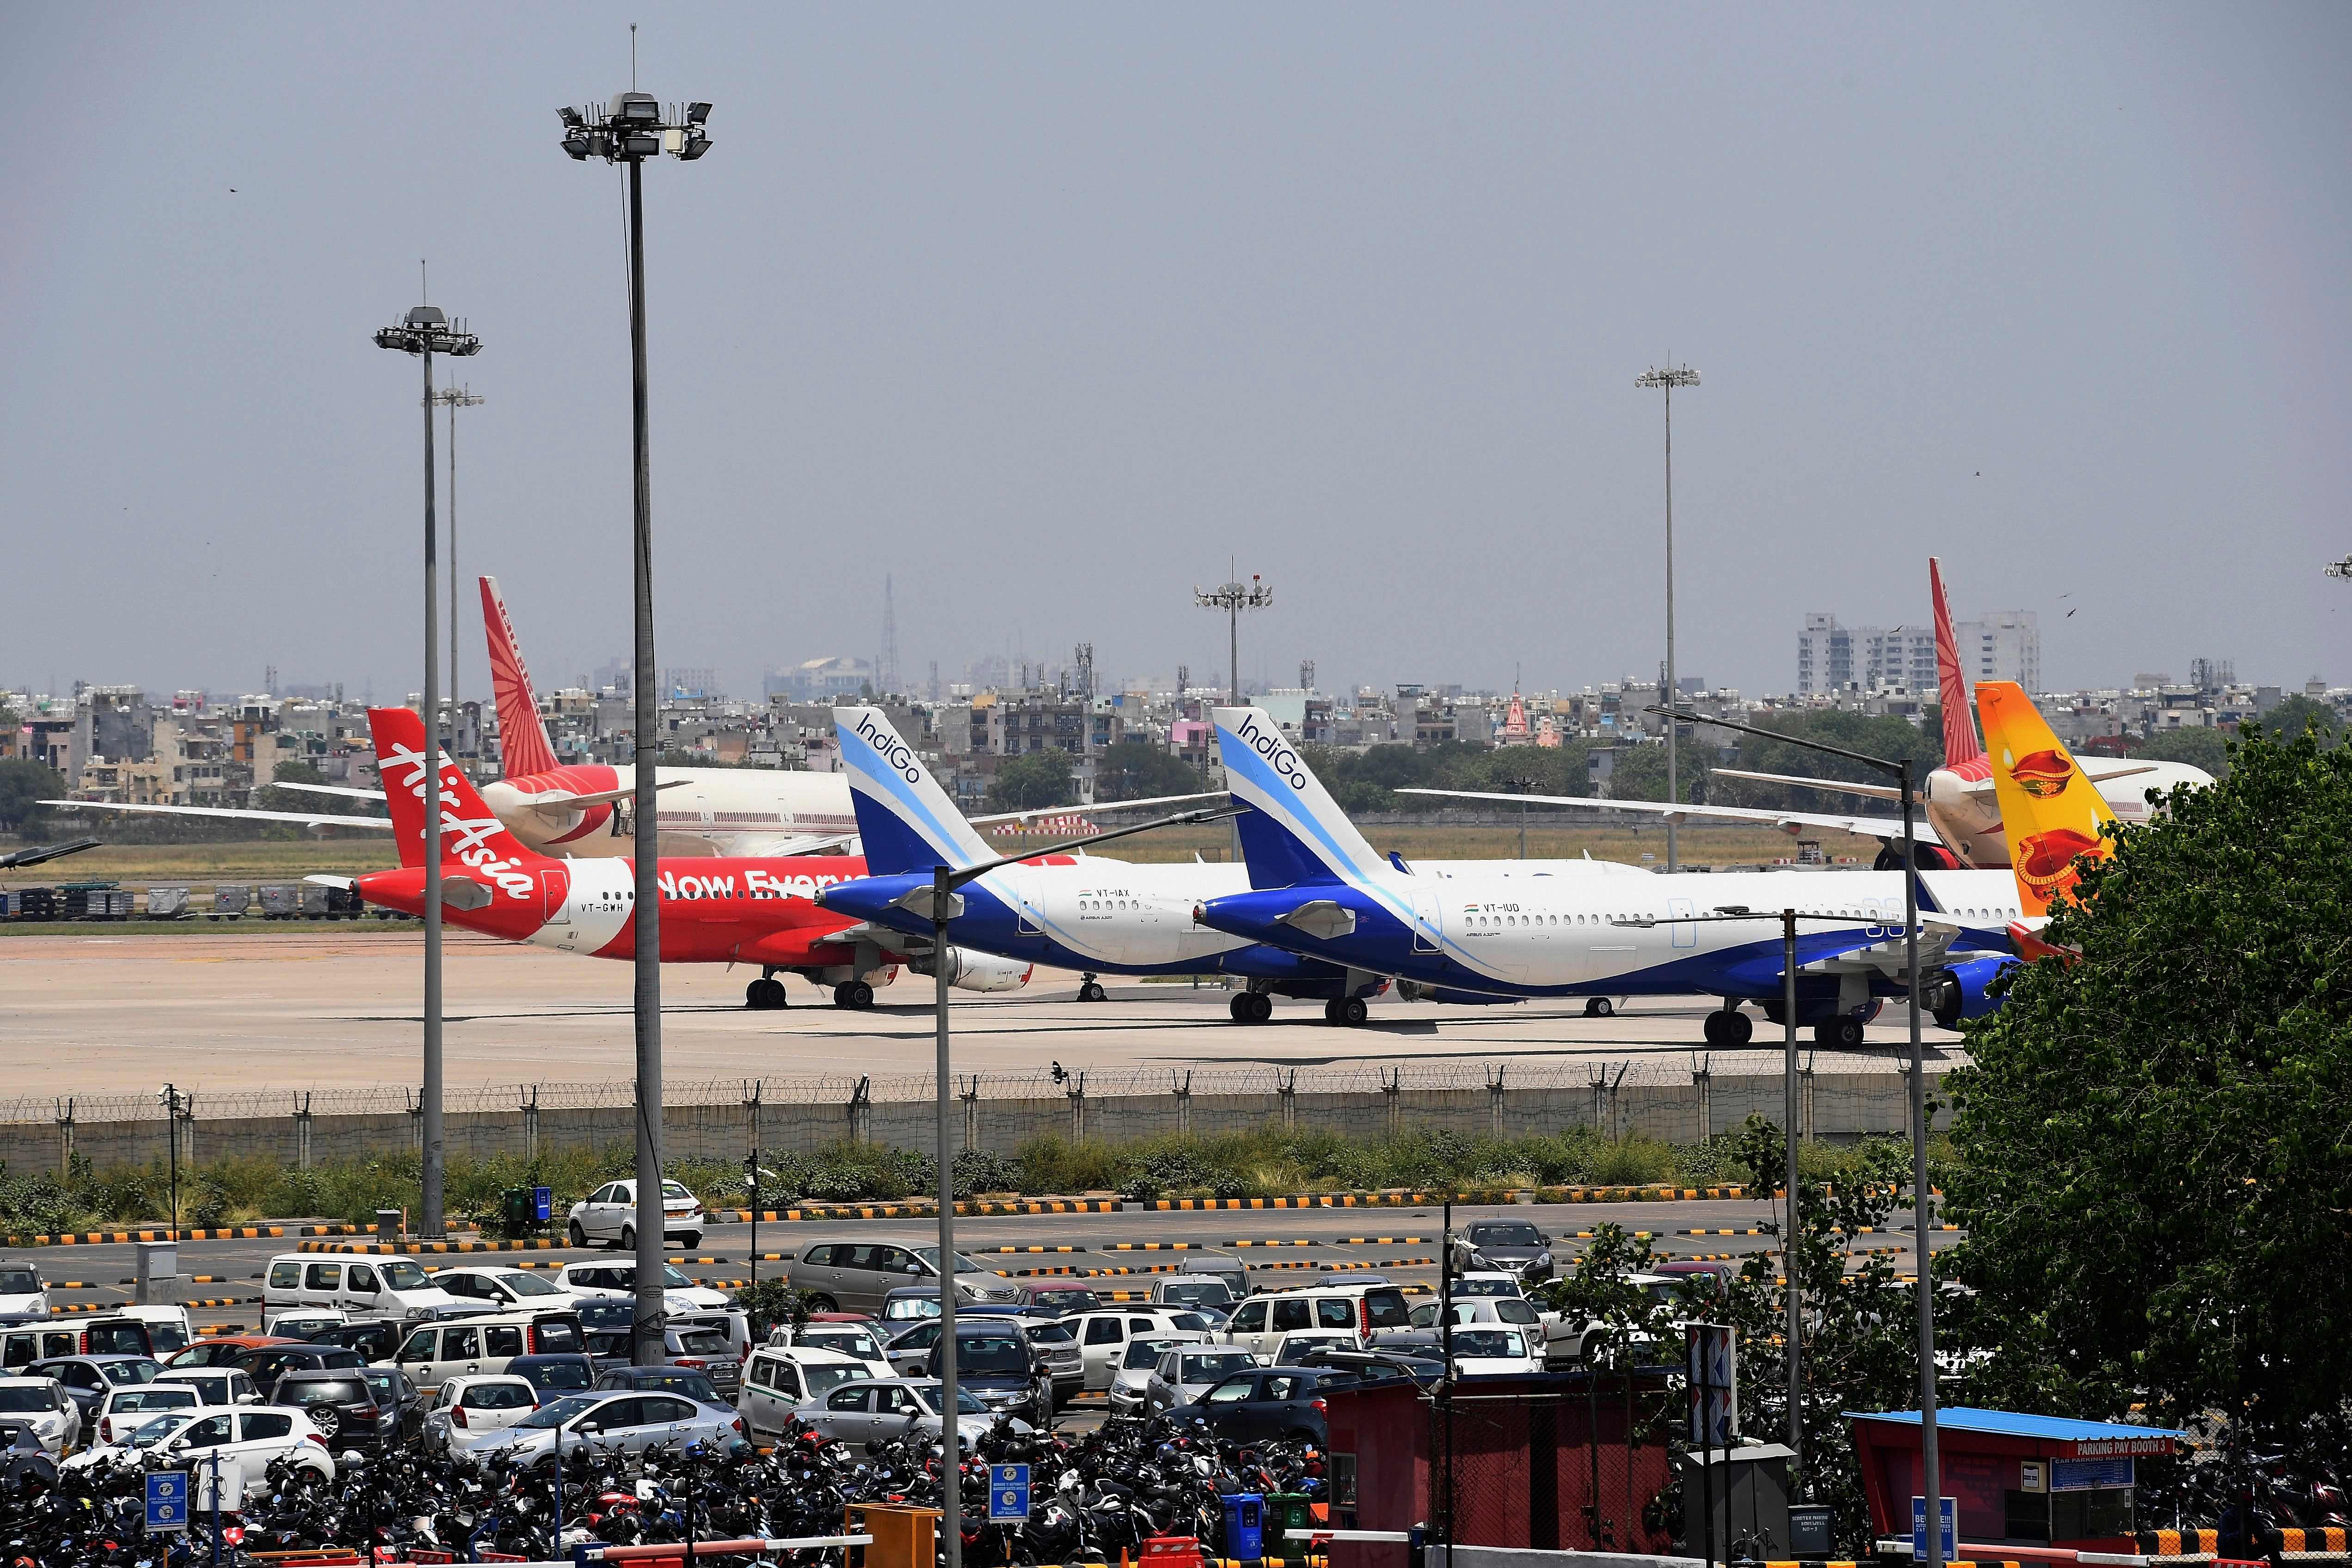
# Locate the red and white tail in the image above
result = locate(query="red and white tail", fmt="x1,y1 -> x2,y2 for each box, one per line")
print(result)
367,706 -> 543,873
479,576 -> 561,780
1930,557 -> 1985,768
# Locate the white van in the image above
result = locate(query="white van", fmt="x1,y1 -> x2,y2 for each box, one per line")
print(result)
738,1348 -> 869,1438
1065,1308 -> 1211,1390
117,1306 -> 194,1357
264,1254 -> 463,1322
391,1310 -> 585,1392
1221,1284 -> 1415,1360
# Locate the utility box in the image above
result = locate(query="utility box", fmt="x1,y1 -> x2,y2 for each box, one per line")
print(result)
210,885 -> 251,919
134,1242 -> 180,1305
846,1501 -> 939,1568
375,1209 -> 402,1243
146,887 -> 191,919
257,884 -> 300,919
1675,1442 -> 1795,1563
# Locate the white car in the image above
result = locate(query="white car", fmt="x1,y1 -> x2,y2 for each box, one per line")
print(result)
1445,1327 -> 1544,1377
1143,1344 -> 1263,1415
430,1267 -> 585,1312
1452,1272 -> 1526,1299
92,1383 -> 201,1447
0,1263 -> 47,1328
565,1179 -> 704,1250
789,1378 -> 1019,1449
423,1374 -> 540,1454
263,1255 -> 463,1323
0,1375 -> 81,1455
1106,1336 -> 1195,1414
765,1322 -> 894,1382
67,1407 -> 334,1498
737,1348 -> 871,1439
555,1262 -> 729,1313
1068,1309 -> 1214,1390
153,1369 -> 261,1408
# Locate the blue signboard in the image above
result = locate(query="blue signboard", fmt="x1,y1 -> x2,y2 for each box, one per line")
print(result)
146,1471 -> 189,1532
1911,1496 -> 1955,1561
533,1185 -> 553,1222
989,1463 -> 1031,1523
2053,1457 -> 2134,1492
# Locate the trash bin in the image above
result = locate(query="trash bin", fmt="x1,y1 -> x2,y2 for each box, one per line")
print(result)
375,1208 -> 402,1243
1265,1493 -> 1317,1558
501,1187 -> 540,1236
1222,1494 -> 1264,1562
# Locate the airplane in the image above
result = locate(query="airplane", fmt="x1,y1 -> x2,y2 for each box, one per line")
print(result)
812,705 -> 1656,1023
1188,706 -> 2031,1043
1974,680 -> 2117,922
43,574 -> 1214,858
331,706 -> 1035,1007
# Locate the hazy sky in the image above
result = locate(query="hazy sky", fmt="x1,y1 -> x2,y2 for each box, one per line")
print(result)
4,4 -> 2346,706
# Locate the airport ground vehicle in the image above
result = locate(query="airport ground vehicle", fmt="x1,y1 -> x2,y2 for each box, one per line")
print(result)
458,1388 -> 744,1465
0,1374 -> 83,1454
0,1264 -> 47,1327
422,1374 -> 538,1454
737,1348 -> 869,1439
28,1355 -> 160,1424
787,1239 -> 1022,1313
566,1179 -> 706,1250
269,1369 -> 396,1449
264,1255 -> 462,1321
392,1311 -> 585,1391
1142,1344 -> 1260,1416
1164,1366 -> 1355,1445
556,1261 -> 729,1311
787,1378 -> 1013,1449
91,1383 -> 193,1447
69,1406 -> 335,1497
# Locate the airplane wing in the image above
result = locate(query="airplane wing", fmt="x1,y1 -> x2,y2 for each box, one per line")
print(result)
718,830 -> 859,858
39,800 -> 394,831
1714,761 -> 2153,805
0,837 -> 102,870
267,781 -> 390,802
1394,786 -> 1948,848
968,790 -> 1222,827
509,779 -> 689,816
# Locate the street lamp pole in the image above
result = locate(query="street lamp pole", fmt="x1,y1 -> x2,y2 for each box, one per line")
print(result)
431,385 -> 485,757
375,302 -> 479,1238
560,89 -> 712,1366
1635,365 -> 1699,871
1782,908 -> 1804,1476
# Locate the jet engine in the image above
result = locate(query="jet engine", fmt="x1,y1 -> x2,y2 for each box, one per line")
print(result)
1924,954 -> 2014,1029
909,946 -> 1035,993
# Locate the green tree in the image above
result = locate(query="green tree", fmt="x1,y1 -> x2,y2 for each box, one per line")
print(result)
1092,740 -> 1206,802
986,748 -> 1077,811
1944,727 -> 2352,1465
256,757 -> 377,815
1603,742 -> 1704,803
2136,725 -> 2231,778
2253,695 -> 2339,747
0,759 -> 63,834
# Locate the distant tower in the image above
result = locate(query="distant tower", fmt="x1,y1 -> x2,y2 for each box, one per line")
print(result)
1299,660 -> 1315,692
1177,664 -> 1191,697
1072,643 -> 1095,701
928,660 -> 941,701
879,576 -> 900,697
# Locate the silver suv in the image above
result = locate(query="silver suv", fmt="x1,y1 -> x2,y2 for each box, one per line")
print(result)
786,1240 -> 1019,1314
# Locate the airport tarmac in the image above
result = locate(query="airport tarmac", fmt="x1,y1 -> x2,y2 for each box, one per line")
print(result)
10,928 -> 1966,1095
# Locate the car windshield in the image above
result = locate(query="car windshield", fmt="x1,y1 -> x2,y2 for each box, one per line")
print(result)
803,1363 -> 862,1400
111,1388 -> 192,1412
883,1297 -> 940,1320
521,1394 -> 601,1429
1453,1330 -> 1524,1358
909,1385 -> 990,1416
676,1330 -> 731,1356
1026,1323 -> 1075,1346
286,1380 -> 368,1405
127,1415 -> 192,1450
577,1301 -> 632,1330
1159,1282 -> 1229,1307
1493,1300 -> 1539,1325
914,1249 -> 987,1275
632,1371 -> 719,1400
0,1270 -> 39,1296
1038,1290 -> 1100,1311
1453,1278 -> 1517,1297
1180,1352 -> 1255,1380
495,1273 -> 563,1297
1126,1339 -> 1184,1369
100,1361 -> 159,1385
143,1323 -> 190,1353
956,1334 -> 1029,1373
360,1372 -> 405,1401
379,1261 -> 433,1292
662,1182 -> 694,1200
467,1383 -> 534,1410
661,1265 -> 694,1288
804,1328 -> 880,1359
0,1387 -> 56,1412
1470,1223 -> 1543,1247
523,1361 -> 591,1390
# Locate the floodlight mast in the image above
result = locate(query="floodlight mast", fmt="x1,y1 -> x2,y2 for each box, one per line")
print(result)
1635,363 -> 1699,871
373,302 -> 479,1240
1193,565 -> 1274,706
429,385 -> 486,752
557,86 -> 712,1373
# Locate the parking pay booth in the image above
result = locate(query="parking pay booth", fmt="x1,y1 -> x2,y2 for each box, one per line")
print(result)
1848,1408 -> 2186,1553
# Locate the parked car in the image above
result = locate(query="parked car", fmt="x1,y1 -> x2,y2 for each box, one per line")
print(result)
68,1407 -> 335,1497
90,1382 -> 197,1448
595,1358 -> 732,1407
152,1369 -> 261,1407
269,1369 -> 396,1449
1172,1254 -> 1250,1298
1164,1366 -> 1357,1445
1067,1309 -> 1210,1390
27,1355 -> 161,1423
1,1318 -> 155,1369
1221,1285 -> 1412,1360
432,1267 -> 586,1313
1149,1276 -> 1236,1325
1142,1344 -> 1261,1417
357,1366 -> 425,1443
564,1179 -> 705,1250
1020,1318 -> 1083,1405
1443,1327 -> 1545,1376
1014,1281 -> 1105,1317
162,1335 -> 299,1372
919,1323 -> 1050,1424
667,1308 -> 752,1364
788,1378 -> 1016,1449
555,1262 -> 729,1312
423,1374 -> 540,1454
737,1349 -> 869,1440
0,1375 -> 83,1454
457,1389 -> 745,1465
1290,1346 -> 1444,1388
0,1264 -> 47,1328
1449,1272 -> 1526,1299
114,1306 -> 193,1357
390,1312 -> 585,1391
1448,1220 -> 1557,1281
768,1321 -> 893,1381
786,1240 -> 1020,1314
230,1344 -> 363,1391
1272,1332 -> 1361,1367
505,1354 -> 598,1401
264,1255 -> 464,1323
879,1286 -> 945,1328
306,1320 -> 405,1364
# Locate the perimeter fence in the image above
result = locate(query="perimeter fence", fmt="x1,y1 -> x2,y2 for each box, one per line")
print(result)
2,1056 -> 1950,1175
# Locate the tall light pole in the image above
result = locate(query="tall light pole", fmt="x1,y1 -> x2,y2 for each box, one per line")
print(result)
375,300 -> 479,1239
1635,364 -> 1699,870
560,86 -> 712,1365
1194,565 -> 1273,706
430,385 -> 486,758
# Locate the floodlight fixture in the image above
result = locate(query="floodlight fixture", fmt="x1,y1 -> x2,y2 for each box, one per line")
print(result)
556,94 -> 715,165
1194,568 -> 1275,706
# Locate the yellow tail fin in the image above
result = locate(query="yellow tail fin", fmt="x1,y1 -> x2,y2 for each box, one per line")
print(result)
1977,681 -> 2115,916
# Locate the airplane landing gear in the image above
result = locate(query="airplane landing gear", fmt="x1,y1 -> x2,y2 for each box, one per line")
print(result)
1229,992 -> 1273,1023
1077,975 -> 1107,1003
1323,996 -> 1369,1027
745,977 -> 789,1011
1812,1014 -> 1866,1048
832,980 -> 875,1009
1702,1004 -> 1752,1047
1583,997 -> 1615,1018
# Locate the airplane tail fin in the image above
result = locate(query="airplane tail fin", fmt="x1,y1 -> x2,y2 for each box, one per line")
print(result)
479,576 -> 561,780
368,706 -> 543,870
1930,557 -> 1985,769
1211,707 -> 1381,889
834,706 -> 995,875
1977,681 -> 2114,915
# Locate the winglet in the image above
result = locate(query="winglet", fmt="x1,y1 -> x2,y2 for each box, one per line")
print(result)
833,707 -> 994,875
368,706 -> 542,874
1930,557 -> 1985,769
479,576 -> 560,781
1212,707 -> 1378,889
1977,681 -> 2114,916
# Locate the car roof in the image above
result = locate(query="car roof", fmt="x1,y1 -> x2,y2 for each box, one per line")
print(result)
762,1347 -> 864,1366
0,1374 -> 58,1385
39,1353 -> 152,1366
446,1372 -> 535,1387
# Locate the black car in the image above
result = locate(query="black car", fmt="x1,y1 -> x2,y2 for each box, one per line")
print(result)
922,1323 -> 1050,1425
1449,1219 -> 1557,1280
592,1363 -> 729,1409
580,1329 -> 633,1372
506,1354 -> 597,1399
1164,1366 -> 1357,1445
307,1321 -> 405,1364
356,1366 -> 425,1443
233,1344 -> 364,1390
270,1370 -> 394,1450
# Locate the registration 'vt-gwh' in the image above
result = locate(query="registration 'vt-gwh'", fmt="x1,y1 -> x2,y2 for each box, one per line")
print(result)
1193,707 -> 2030,1043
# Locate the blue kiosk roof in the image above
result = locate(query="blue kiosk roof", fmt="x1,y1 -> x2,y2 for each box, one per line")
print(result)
1846,1408 -> 2186,1443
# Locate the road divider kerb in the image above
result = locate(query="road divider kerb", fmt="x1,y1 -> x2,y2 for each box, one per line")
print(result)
300,1237 -> 562,1255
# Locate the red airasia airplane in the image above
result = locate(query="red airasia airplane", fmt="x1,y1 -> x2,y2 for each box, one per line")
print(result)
343,707 -> 1032,1009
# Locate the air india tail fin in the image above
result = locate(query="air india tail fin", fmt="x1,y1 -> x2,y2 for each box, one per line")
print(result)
479,576 -> 561,780
368,706 -> 544,873
1977,682 -> 2114,916
1930,557 -> 1985,769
